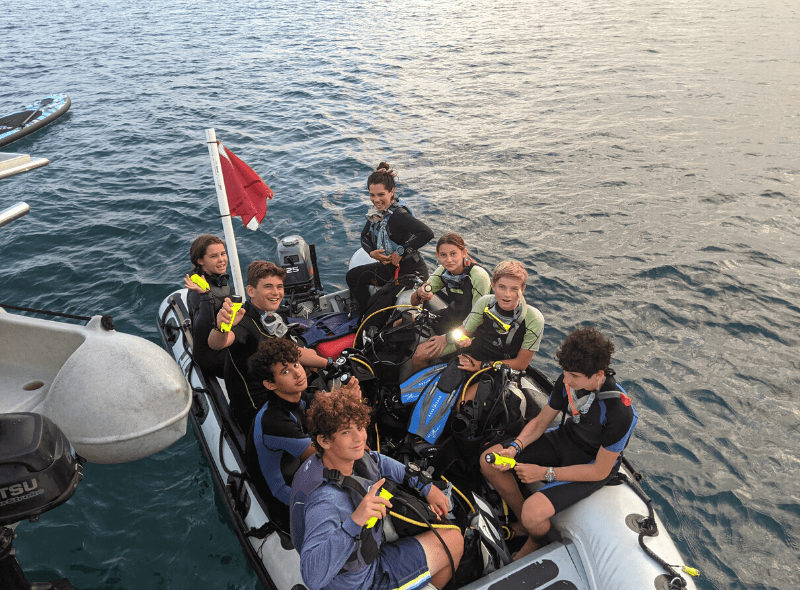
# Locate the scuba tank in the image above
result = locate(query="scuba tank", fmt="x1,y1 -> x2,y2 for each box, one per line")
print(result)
414,277 -> 447,312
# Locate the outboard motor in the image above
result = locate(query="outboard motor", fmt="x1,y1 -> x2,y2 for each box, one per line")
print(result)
0,413 -> 83,590
277,235 -> 324,316
277,235 -> 317,295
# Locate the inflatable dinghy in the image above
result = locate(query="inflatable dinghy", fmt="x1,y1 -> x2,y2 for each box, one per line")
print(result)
156,234 -> 699,590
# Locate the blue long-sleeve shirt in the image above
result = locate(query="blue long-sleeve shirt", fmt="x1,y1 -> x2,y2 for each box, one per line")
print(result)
296,452 -> 431,590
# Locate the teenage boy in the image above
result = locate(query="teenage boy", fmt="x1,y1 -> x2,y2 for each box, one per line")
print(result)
209,260 -> 328,430
290,391 -> 463,590
450,260 -> 545,403
248,338 -> 360,506
480,327 -> 637,560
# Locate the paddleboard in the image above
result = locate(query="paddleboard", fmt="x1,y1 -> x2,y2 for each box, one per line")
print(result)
0,94 -> 71,147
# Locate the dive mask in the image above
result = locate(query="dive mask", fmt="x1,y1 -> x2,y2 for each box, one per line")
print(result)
441,269 -> 468,288
365,208 -> 384,223
260,311 -> 288,338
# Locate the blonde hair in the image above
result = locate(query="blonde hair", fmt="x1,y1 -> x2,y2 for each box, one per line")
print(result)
492,260 -> 528,286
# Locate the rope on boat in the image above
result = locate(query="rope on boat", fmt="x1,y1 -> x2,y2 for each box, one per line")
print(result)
618,468 -> 689,589
0,302 -> 115,330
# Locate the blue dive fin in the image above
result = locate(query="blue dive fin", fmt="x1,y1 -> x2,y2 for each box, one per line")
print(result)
400,363 -> 448,405
408,360 -> 468,444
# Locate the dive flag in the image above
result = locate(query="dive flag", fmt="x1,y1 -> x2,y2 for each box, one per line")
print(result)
217,143 -> 273,230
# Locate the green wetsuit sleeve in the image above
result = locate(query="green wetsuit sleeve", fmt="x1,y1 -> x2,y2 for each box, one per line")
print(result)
470,266 -> 492,307
463,294 -> 493,334
428,266 -> 445,294
520,304 -> 545,352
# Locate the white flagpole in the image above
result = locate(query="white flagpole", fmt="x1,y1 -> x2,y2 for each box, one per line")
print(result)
205,128 -> 246,299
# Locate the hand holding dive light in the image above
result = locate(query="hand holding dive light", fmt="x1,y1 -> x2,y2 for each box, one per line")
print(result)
352,478 -> 392,528
415,282 -> 434,303
484,452 -> 517,469
219,295 -> 243,333
449,328 -> 472,348
365,487 -> 394,528
185,273 -> 210,292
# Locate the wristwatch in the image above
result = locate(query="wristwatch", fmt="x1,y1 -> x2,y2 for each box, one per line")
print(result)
395,245 -> 405,255
546,467 -> 556,483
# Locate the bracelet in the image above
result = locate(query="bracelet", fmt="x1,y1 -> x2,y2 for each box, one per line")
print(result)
508,441 -> 522,456
513,438 -> 524,452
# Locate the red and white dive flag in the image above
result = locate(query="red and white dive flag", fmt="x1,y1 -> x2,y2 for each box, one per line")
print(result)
218,143 -> 273,230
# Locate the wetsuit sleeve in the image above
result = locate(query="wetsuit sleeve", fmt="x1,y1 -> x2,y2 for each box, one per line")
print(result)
299,486 -> 364,590
470,266 -> 492,306
186,289 -> 201,317
387,209 -> 434,253
360,220 -> 375,253
256,410 -> 312,505
230,315 -> 251,345
547,374 -> 568,412
428,266 -> 445,294
462,294 -> 492,333
600,394 -> 637,453
191,293 -> 216,345
374,452 -> 431,496
263,412 -> 312,456
520,304 -> 545,352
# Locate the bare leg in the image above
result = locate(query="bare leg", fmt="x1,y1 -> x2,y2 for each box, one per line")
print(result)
411,342 -> 433,373
480,444 -> 526,519
415,528 -> 464,589
514,493 -> 555,560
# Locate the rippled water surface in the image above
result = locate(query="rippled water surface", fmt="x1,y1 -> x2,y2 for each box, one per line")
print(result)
3,0 -> 799,588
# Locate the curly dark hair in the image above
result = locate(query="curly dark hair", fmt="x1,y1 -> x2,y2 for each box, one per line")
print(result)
307,390 -> 372,453
248,338 -> 301,383
555,326 -> 614,377
367,161 -> 397,192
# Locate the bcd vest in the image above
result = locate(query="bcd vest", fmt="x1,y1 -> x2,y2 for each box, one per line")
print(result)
290,453 -> 383,574
465,298 -> 526,360
432,265 -> 481,334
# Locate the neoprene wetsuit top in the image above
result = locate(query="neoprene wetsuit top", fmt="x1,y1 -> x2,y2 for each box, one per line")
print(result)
426,263 -> 491,334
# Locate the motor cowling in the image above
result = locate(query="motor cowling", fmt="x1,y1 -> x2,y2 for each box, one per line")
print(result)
0,413 -> 81,526
277,235 -> 315,294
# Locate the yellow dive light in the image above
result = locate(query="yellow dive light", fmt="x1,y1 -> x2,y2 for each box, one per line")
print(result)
220,295 -> 243,333
190,274 -> 210,291
484,453 -> 516,468
366,487 -> 394,528
449,329 -> 470,345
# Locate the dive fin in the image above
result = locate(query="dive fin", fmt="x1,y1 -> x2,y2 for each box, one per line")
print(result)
408,359 -> 468,444
400,363 -> 447,405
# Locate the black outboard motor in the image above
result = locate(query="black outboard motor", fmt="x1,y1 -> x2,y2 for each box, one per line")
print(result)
277,235 -> 324,315
0,413 -> 83,590
277,235 -> 320,296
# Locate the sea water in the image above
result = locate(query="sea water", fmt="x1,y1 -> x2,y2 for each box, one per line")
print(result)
2,0 -> 799,588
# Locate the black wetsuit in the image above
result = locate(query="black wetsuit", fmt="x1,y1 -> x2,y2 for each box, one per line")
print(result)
222,302 -> 288,431
186,272 -> 231,378
346,206 -> 433,314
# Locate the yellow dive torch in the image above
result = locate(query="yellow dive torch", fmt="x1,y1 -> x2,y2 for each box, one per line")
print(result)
484,453 -> 517,468
365,487 -> 394,528
190,274 -> 210,291
219,295 -> 243,333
